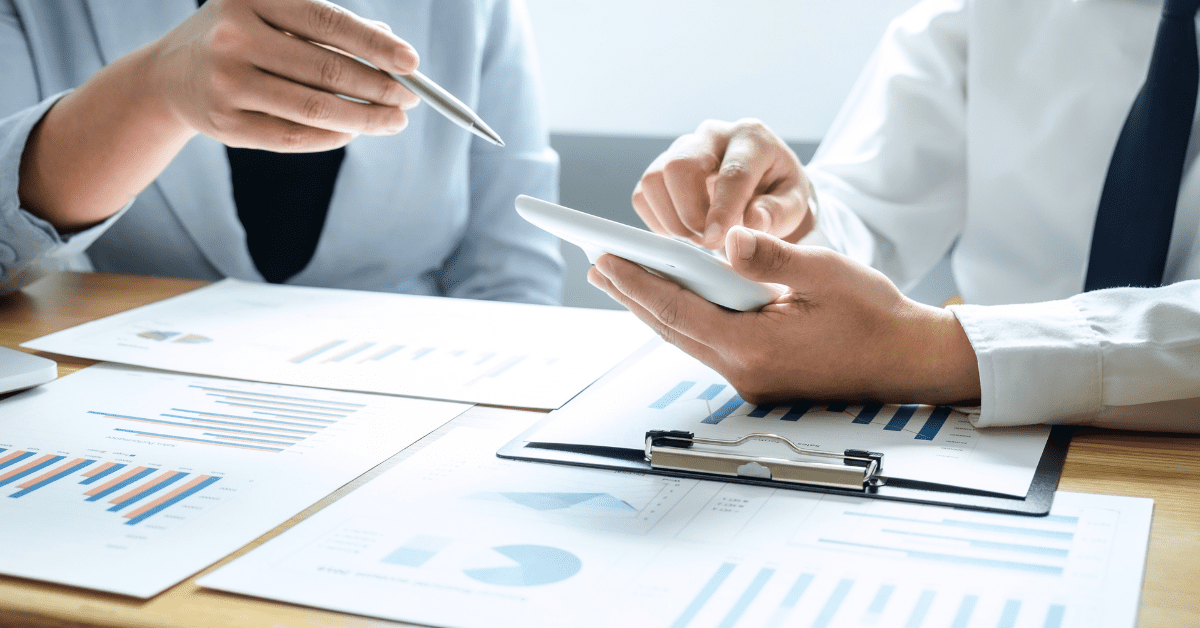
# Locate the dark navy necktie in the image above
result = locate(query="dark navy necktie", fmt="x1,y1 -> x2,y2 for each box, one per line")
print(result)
1084,0 -> 1200,291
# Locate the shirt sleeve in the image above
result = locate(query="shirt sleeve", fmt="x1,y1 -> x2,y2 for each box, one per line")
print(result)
950,280 -> 1200,433
438,0 -> 565,305
805,0 -> 968,293
0,2 -> 132,295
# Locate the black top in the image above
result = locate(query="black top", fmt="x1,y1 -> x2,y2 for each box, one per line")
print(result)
196,0 -> 345,283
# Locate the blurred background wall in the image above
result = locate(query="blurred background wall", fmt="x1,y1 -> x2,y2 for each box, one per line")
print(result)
522,0 -> 958,309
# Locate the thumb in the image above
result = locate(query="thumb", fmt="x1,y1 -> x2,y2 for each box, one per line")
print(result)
726,226 -> 807,287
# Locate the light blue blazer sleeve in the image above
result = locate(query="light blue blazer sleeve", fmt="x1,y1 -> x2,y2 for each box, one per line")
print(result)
0,0 -> 564,304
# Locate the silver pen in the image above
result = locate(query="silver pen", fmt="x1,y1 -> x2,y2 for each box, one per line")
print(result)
389,70 -> 505,147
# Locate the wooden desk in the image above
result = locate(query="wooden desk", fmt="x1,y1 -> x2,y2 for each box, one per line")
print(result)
1,272 -> 1197,628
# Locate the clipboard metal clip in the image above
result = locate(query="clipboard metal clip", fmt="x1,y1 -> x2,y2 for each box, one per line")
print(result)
645,430 -> 884,491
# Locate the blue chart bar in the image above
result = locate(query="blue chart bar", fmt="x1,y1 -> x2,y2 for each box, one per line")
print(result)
884,405 -> 919,431
1043,604 -> 1066,628
916,406 -> 952,440
812,578 -> 854,628
866,584 -> 895,616
781,401 -> 817,421
717,568 -> 774,628
0,455 -> 64,487
696,384 -> 726,400
0,451 -> 35,471
950,594 -> 978,628
9,459 -> 95,498
291,340 -> 345,364
702,395 -> 745,425
748,404 -> 776,418
332,342 -> 374,362
86,468 -> 157,501
412,348 -> 434,360
998,599 -> 1022,628
108,472 -> 187,512
113,429 -> 285,452
819,539 -> 1064,575
671,562 -> 735,628
905,590 -> 936,628
826,401 -> 849,413
853,403 -> 884,424
371,345 -> 405,361
779,573 -> 814,609
80,463 -> 125,485
651,381 -> 696,409
126,476 -> 221,525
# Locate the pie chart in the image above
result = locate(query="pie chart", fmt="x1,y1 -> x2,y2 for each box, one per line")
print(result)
462,544 -> 582,586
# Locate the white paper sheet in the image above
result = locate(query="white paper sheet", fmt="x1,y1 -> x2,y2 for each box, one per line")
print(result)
0,364 -> 469,597
529,341 -> 1052,496
22,279 -> 654,409
201,421 -> 1152,628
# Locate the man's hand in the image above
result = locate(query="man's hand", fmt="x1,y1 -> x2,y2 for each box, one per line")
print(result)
152,0 -> 421,152
633,119 -> 815,250
588,226 -> 981,405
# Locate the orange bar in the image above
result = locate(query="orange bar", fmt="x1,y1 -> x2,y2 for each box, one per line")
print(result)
124,475 -> 212,519
82,461 -> 118,478
85,466 -> 150,497
0,450 -> 29,466
109,470 -> 182,504
17,457 -> 87,489
0,454 -> 57,483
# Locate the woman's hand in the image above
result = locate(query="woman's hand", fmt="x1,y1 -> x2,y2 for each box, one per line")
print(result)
152,0 -> 421,152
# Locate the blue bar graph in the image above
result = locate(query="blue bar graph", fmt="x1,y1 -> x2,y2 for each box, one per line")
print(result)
291,340 -> 345,363
9,459 -> 95,497
412,348 -> 434,360
748,404 -> 776,418
701,395 -> 745,425
853,403 -> 883,424
80,463 -> 125,485
916,406 -> 952,440
905,591 -> 936,628
812,578 -> 854,628
107,472 -> 187,512
867,584 -> 895,615
819,539 -> 1064,575
0,455 -> 64,487
1043,604 -> 1066,628
651,381 -> 696,409
0,451 -> 35,471
779,573 -> 813,609
781,400 -> 817,421
717,568 -> 774,628
370,345 -> 405,361
951,594 -> 978,628
86,468 -> 157,501
332,342 -> 374,362
884,405 -> 919,431
125,476 -> 221,525
696,384 -> 726,400
998,599 -> 1022,628
382,535 -> 452,567
670,562 -> 735,628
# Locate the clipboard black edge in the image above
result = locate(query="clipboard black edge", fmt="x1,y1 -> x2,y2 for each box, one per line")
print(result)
496,424 -> 1074,517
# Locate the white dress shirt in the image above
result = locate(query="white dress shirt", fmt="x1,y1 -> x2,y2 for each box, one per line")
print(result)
0,0 -> 563,304
808,0 -> 1200,431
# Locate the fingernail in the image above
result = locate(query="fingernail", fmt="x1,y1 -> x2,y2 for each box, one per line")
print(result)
703,223 -> 722,243
731,227 -> 756,260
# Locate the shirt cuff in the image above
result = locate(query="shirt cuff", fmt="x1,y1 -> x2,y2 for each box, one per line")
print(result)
948,299 -> 1103,428
0,91 -> 134,292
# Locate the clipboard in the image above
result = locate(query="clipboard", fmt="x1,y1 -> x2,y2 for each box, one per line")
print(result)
498,423 -> 1071,516
497,341 -> 1072,517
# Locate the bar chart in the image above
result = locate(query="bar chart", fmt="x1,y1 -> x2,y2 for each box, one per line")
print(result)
88,383 -> 365,453
649,380 -> 955,441
0,446 -> 225,526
